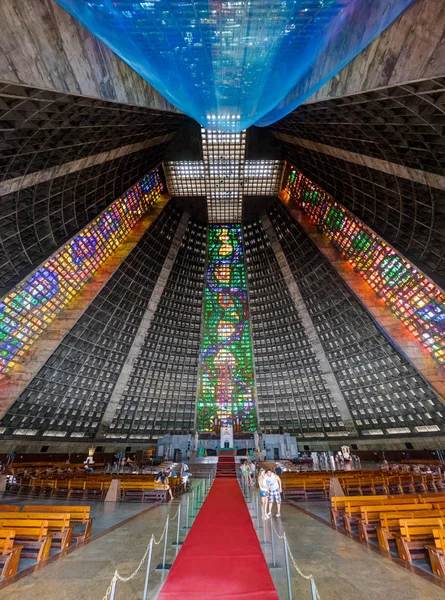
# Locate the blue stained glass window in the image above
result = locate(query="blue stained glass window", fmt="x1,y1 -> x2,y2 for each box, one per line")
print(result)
56,0 -> 415,131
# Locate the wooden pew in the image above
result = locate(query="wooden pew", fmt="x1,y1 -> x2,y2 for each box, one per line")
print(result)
377,511 -> 444,552
0,513 -> 73,550
24,506 -> 93,542
395,518 -> 445,562
428,529 -> 445,579
0,530 -> 22,580
331,495 -> 389,526
342,497 -> 420,532
0,519 -> 52,563
0,507 -> 20,513
357,503 -> 428,542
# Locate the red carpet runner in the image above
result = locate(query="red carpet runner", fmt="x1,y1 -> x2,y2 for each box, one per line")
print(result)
216,456 -> 237,478
158,462 -> 279,599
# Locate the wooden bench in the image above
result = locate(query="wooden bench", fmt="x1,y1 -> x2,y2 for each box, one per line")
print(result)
330,495 -> 390,526
428,529 -> 445,579
0,530 -> 22,580
0,507 -> 20,513
342,497 -> 420,532
376,510 -> 444,552
0,519 -> 52,563
357,503 -> 427,542
0,513 -> 73,550
395,518 -> 445,562
24,506 -> 93,542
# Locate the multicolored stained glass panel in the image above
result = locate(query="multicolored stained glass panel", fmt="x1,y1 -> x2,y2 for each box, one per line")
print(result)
0,170 -> 162,380
197,224 -> 257,431
286,169 -> 445,368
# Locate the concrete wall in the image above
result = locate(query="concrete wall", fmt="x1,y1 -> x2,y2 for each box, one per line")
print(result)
305,0 -> 445,103
0,0 -> 178,110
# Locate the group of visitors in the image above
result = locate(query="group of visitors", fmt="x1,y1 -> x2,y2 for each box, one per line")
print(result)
240,459 -> 256,486
258,468 -> 282,519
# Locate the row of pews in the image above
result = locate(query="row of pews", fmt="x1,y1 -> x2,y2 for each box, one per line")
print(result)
0,505 -> 92,580
7,474 -> 186,502
280,470 -> 444,500
330,493 -> 445,579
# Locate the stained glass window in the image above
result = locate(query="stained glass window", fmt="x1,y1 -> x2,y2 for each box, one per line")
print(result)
198,224 -> 257,431
286,170 -> 445,368
0,170 -> 162,380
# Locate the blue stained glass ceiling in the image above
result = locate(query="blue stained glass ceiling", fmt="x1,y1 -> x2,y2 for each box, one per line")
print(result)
56,0 -> 416,131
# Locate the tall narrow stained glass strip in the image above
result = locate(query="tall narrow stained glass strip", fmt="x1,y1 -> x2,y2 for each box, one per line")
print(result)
0,170 -> 162,381
285,169 -> 445,368
198,224 -> 257,431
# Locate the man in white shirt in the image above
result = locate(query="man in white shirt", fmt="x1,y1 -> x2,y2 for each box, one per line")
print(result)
264,468 -> 282,517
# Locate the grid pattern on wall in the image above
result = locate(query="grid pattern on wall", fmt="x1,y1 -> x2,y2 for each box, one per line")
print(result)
0,82 -> 184,182
244,219 -> 345,436
0,145 -> 167,293
107,218 -> 207,438
198,224 -> 257,432
280,141 -> 445,287
286,170 -> 445,369
268,200 -> 445,438
0,202 -> 182,439
273,79 -> 445,177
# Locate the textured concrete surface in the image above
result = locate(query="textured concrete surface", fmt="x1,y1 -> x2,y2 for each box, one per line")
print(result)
305,0 -> 445,103
274,133 -> 445,193
0,136 -> 175,197
0,0 -> 179,111
283,204 -> 445,406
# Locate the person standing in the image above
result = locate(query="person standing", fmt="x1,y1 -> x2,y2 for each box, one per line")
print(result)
264,468 -> 282,518
258,468 -> 270,519
249,461 -> 256,486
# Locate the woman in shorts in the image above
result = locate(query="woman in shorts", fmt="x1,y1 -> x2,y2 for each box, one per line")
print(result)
258,468 -> 270,519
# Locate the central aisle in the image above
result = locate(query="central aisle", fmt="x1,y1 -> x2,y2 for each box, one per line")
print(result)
157,478 -> 279,599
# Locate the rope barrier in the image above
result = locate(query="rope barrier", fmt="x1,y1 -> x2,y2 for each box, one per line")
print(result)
100,480 -> 212,600
270,517 -> 321,600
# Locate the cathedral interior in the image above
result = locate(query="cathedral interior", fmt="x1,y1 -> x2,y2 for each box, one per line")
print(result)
1,1 -> 445,598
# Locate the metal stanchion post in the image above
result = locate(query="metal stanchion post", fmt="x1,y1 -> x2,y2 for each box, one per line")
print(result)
172,504 -> 182,546
109,576 -> 117,600
310,578 -> 317,600
191,488 -> 195,516
183,494 -> 190,530
156,515 -> 172,570
142,538 -> 154,600
261,513 -> 269,545
283,534 -> 293,600
255,496 -> 260,530
268,518 -> 281,568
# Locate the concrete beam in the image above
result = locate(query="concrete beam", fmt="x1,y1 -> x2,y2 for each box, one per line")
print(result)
274,132 -> 445,193
261,214 -> 357,434
0,134 -> 175,196
98,212 -> 191,435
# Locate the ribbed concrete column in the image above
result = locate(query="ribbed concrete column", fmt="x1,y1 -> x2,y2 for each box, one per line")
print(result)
98,212 -> 191,435
261,214 -> 357,434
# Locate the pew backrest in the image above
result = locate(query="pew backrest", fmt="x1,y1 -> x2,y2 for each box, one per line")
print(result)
23,505 -> 91,523
0,519 -> 49,540
399,518 -> 445,541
